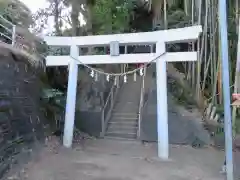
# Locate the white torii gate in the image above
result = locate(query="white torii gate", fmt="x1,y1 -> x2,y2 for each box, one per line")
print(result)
44,25 -> 202,159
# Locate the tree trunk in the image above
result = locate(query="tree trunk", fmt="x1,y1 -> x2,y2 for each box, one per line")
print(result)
71,3 -> 80,36
53,0 -> 61,35
152,0 -> 163,28
85,4 -> 93,35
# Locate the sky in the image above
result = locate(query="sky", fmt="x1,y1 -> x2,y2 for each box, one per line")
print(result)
19,0 -> 84,35
20,0 -> 47,13
19,0 -> 54,35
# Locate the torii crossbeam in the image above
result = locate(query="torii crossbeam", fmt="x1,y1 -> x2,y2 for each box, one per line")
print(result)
44,25 -> 202,159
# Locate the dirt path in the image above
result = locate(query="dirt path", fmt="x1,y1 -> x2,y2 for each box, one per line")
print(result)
4,138 -> 225,180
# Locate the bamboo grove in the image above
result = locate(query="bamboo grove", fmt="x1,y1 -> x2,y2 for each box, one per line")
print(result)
151,0 -> 240,133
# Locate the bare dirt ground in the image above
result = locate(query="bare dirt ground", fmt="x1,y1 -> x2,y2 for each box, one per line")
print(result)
4,138 -> 226,180
3,92 -> 230,180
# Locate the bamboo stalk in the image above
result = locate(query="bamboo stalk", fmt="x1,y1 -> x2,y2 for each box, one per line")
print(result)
184,0 -> 189,16
163,0 -> 168,29
191,0 -> 196,88
196,0 -> 202,100
209,0 -> 220,105
212,0 -> 218,102
208,0 -> 215,104
232,17 -> 240,136
187,0 -> 193,83
203,0 -> 209,77
217,47 -> 223,104
236,0 -> 239,33
184,0 -> 189,77
201,21 -> 218,93
201,0 -> 209,91
211,23 -> 221,105
212,56 -> 220,104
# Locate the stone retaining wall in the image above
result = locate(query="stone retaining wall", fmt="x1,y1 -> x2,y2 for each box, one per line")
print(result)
0,50 -> 46,177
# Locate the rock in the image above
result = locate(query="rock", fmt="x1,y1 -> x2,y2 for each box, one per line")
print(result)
191,137 -> 206,148
0,49 -> 46,178
0,112 -> 9,122
0,100 -> 11,112
234,135 -> 240,151
76,68 -> 112,112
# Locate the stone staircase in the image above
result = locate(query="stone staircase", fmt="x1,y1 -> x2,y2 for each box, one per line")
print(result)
105,76 -> 142,140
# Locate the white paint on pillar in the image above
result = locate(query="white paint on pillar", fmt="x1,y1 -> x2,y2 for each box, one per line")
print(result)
156,42 -> 169,159
63,45 -> 79,148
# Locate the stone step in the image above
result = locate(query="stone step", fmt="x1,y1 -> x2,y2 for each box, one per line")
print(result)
106,130 -> 137,135
118,89 -> 141,93
118,87 -> 141,92
111,112 -> 139,116
104,136 -> 137,141
119,88 -> 141,92
111,113 -> 139,119
114,105 -> 139,108
108,121 -> 137,125
114,102 -> 139,106
105,132 -> 137,140
108,123 -> 138,130
118,92 -> 141,97
116,99 -> 140,102
113,105 -> 139,110
113,107 -> 139,110
114,105 -> 139,109
107,125 -> 137,133
115,99 -> 140,103
105,76 -> 142,140
114,103 -> 139,106
114,103 -> 139,107
121,81 -> 141,85
110,116 -> 138,121
107,123 -> 137,131
112,110 -> 139,114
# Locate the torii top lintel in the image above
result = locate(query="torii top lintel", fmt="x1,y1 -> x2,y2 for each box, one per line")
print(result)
44,25 -> 202,66
44,25 -> 202,46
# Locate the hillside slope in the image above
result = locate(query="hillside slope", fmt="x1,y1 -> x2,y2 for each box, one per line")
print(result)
0,46 -> 47,177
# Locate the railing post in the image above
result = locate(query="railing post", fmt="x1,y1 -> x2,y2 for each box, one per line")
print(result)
12,25 -> 16,46
101,111 -> 105,137
110,88 -> 114,108
137,67 -> 147,139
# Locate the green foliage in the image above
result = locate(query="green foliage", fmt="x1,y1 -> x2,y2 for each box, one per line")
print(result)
42,89 -> 64,99
92,0 -> 135,34
41,88 -> 66,124
32,0 -> 138,35
0,0 -> 32,27
167,9 -> 191,28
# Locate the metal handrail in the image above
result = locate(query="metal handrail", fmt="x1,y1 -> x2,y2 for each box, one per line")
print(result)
0,15 -> 15,45
0,23 -> 12,34
0,15 -> 45,68
0,32 -> 12,41
137,66 -> 147,138
0,15 -> 14,26
0,15 -> 41,53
